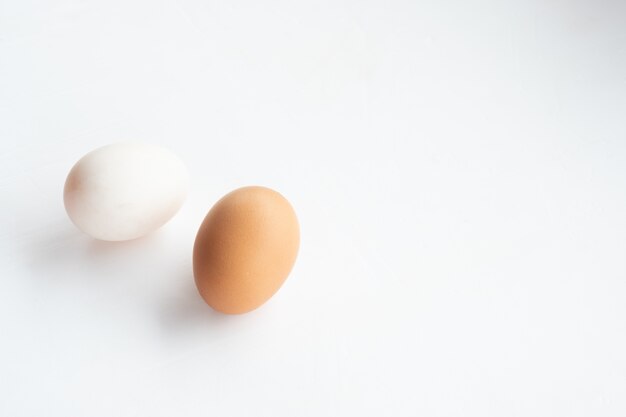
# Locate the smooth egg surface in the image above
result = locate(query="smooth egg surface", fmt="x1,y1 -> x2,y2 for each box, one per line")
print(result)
193,186 -> 300,314
64,142 -> 189,241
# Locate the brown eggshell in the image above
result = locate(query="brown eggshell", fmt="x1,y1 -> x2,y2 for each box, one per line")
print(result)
193,186 -> 300,314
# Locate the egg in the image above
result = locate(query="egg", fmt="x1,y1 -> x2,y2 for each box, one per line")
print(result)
193,186 -> 300,314
64,142 -> 189,241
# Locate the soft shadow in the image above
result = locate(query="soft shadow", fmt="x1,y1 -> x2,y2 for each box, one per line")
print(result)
158,279 -> 239,338
86,233 -> 161,256
27,225 -> 87,265
26,221 -> 245,338
26,222 -> 164,283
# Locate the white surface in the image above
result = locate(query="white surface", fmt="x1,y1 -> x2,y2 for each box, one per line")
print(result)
1,0 -> 626,415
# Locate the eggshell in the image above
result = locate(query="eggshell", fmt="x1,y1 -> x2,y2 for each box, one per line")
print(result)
193,186 -> 300,314
64,142 -> 189,241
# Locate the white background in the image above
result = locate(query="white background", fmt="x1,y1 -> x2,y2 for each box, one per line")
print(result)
1,0 -> 626,415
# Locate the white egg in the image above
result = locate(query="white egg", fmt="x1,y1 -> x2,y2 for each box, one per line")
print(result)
64,142 -> 189,241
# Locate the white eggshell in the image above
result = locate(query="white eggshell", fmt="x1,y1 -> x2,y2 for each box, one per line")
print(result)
64,142 -> 189,241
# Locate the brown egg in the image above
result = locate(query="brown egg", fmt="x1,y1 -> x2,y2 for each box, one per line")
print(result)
193,186 -> 300,314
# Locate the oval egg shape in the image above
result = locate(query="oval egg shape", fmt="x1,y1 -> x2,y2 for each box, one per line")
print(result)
64,142 -> 189,241
193,186 -> 300,314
